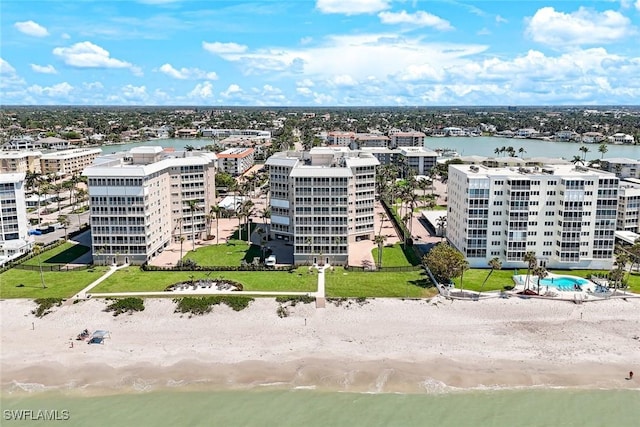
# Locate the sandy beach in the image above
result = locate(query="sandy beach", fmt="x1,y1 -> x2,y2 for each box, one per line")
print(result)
1,297 -> 639,395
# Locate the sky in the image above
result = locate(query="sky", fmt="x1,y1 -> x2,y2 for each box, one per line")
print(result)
1,0 -> 640,106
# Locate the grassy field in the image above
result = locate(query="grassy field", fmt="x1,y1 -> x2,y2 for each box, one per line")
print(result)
371,243 -> 419,267
91,266 -> 318,293
325,268 -> 436,298
183,240 -> 262,266
22,242 -> 90,266
0,266 -> 109,298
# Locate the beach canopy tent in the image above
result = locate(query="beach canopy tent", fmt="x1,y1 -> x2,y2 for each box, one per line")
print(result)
88,330 -> 111,344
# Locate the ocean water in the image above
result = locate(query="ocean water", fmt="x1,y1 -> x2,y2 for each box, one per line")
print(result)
2,388 -> 639,427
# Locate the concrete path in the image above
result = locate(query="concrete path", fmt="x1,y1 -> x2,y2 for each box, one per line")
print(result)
89,290 -> 313,298
315,264 -> 327,308
70,263 -> 130,300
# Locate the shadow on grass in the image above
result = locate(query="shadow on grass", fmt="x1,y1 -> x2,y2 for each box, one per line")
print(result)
230,223 -> 259,241
242,245 -> 262,263
44,245 -> 90,264
401,244 -> 422,266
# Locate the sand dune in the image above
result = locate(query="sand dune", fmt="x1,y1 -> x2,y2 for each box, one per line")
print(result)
1,297 -> 639,394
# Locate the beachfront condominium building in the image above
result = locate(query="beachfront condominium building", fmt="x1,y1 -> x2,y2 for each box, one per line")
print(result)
617,179 -> 640,233
265,147 -> 379,265
0,173 -> 31,265
216,147 -> 255,176
447,164 -> 618,270
83,147 -> 216,265
0,151 -> 42,174
40,148 -> 102,179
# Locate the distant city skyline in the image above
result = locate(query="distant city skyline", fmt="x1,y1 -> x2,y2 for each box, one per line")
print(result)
1,0 -> 640,106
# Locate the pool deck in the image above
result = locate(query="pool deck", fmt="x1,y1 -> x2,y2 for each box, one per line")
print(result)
511,272 -> 623,301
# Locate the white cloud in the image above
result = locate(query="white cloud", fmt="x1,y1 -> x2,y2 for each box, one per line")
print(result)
61,33 -> 71,39
158,63 -> 218,80
378,10 -> 453,31
121,84 -> 148,99
297,79 -> 315,88
331,74 -> 358,87
636,0 -> 640,11
53,41 -> 138,73
0,58 -> 16,74
221,84 -> 242,98
526,7 -> 634,47
215,33 -> 487,84
477,28 -> 491,36
316,0 -> 390,15
28,82 -> 74,97
202,41 -> 248,54
496,15 -> 508,24
14,20 -> 49,37
188,82 -> 214,99
30,64 -> 57,74
0,58 -> 26,90
83,81 -> 104,90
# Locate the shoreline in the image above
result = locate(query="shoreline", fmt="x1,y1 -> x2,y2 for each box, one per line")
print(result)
2,297 -> 639,397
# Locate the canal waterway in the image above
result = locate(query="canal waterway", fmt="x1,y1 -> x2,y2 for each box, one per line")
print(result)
98,136 -> 640,160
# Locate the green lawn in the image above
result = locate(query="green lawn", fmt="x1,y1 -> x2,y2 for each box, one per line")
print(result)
450,269 -> 516,292
91,267 -> 318,293
22,242 -> 90,266
371,243 -> 421,267
325,268 -> 436,298
183,240 -> 262,266
0,266 -> 109,298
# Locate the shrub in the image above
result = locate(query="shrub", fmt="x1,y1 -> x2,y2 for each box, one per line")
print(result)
275,295 -> 315,306
104,297 -> 145,316
32,298 -> 64,318
173,296 -> 254,316
277,305 -> 289,318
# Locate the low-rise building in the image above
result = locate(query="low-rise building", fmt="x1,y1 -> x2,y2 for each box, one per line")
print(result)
610,133 -> 635,144
217,147 -> 255,176
40,148 -> 102,178
0,151 -> 42,174
389,131 -> 425,148
600,158 -> 640,179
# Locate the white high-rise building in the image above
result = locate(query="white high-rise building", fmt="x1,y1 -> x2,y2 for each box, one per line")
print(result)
83,147 -> 216,265
617,178 -> 640,233
0,173 -> 31,265
265,147 -> 379,265
447,164 -> 618,270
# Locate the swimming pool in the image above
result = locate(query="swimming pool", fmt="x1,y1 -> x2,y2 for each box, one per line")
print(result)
539,276 -> 589,291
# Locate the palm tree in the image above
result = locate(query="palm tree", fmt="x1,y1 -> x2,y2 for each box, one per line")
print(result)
518,147 -> 526,158
598,143 -> 608,159
305,236 -> 313,265
374,234 -> 387,269
239,200 -> 255,244
532,265 -> 548,295
33,243 -> 46,289
579,145 -> 590,161
57,215 -> 70,241
209,205 -> 221,244
378,212 -> 387,235
571,155 -> 584,166
179,236 -> 185,263
481,257 -> 502,290
459,260 -> 470,293
523,251 -> 537,291
493,147 -> 501,157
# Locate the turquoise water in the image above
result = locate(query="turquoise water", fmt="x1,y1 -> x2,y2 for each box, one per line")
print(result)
540,277 -> 589,288
2,389 -> 639,427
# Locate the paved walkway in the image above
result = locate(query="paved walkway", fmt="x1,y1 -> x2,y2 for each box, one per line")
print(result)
70,263 -> 130,301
